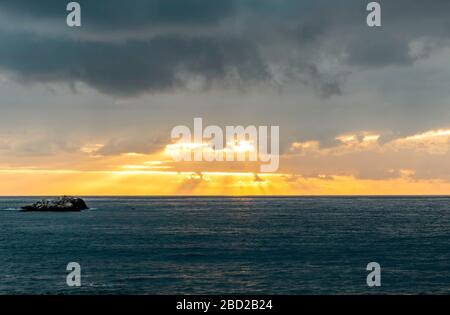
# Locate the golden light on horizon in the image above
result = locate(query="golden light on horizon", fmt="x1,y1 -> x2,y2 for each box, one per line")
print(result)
0,168 -> 450,196
1,128 -> 450,196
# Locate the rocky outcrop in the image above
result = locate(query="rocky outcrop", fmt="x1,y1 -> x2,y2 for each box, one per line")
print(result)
21,196 -> 89,212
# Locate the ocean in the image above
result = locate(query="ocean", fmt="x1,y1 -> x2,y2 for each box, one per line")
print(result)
0,196 -> 449,295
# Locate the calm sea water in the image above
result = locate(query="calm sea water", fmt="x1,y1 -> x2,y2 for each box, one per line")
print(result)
0,197 -> 449,295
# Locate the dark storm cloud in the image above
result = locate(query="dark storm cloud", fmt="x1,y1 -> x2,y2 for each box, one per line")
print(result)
0,0 -> 236,29
0,0 -> 449,96
0,31 -> 268,96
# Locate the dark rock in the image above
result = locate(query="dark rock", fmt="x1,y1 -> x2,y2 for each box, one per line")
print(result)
21,196 -> 89,212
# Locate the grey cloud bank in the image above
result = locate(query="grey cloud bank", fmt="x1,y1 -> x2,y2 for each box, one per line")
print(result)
0,0 -> 449,96
0,31 -> 268,96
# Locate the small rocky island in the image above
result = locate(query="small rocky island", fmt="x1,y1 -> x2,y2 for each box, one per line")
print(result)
21,196 -> 89,212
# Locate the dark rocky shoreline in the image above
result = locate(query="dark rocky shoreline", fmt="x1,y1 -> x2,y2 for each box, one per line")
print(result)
21,196 -> 89,212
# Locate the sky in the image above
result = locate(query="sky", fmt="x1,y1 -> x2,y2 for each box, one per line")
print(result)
0,0 -> 450,195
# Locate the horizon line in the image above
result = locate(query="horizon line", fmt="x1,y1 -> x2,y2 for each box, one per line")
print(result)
1,195 -> 450,198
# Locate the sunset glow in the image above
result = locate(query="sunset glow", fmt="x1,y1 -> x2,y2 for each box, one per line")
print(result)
0,127 -> 449,195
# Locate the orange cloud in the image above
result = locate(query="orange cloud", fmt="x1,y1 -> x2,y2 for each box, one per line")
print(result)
0,169 -> 450,196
